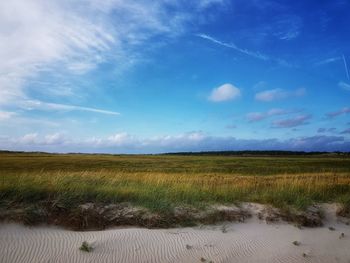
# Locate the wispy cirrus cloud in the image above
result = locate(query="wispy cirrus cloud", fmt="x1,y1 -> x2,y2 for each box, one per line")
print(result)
246,108 -> 293,122
326,107 -> 350,118
339,81 -> 350,91
255,88 -> 306,102
0,0 -> 115,105
314,56 -> 342,66
20,100 -> 120,116
272,14 -> 302,41
318,127 -> 337,133
0,0 -> 226,113
314,55 -> 349,82
225,124 -> 237,129
246,112 -> 266,122
272,114 -> 311,128
340,128 -> 350,134
253,81 -> 268,91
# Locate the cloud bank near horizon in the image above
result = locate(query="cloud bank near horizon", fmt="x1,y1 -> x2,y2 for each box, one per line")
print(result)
1,132 -> 349,154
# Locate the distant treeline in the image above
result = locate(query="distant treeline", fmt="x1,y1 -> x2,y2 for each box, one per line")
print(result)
162,150 -> 350,156
0,149 -> 349,156
0,150 -> 51,154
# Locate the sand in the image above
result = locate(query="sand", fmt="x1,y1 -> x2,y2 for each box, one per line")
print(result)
0,205 -> 349,263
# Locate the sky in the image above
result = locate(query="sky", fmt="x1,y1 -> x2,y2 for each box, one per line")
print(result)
0,0 -> 350,153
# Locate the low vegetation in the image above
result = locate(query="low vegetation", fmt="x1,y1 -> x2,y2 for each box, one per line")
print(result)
79,241 -> 93,252
0,152 -> 350,228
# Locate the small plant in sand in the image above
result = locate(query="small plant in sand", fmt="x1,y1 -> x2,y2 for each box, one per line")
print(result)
302,252 -> 307,257
200,257 -> 213,263
294,223 -> 302,229
221,225 -> 228,233
339,233 -> 345,239
79,241 -> 93,252
292,241 -> 300,246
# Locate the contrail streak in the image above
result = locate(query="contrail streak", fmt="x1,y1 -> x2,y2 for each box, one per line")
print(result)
196,34 -> 269,61
342,54 -> 350,80
196,33 -> 292,67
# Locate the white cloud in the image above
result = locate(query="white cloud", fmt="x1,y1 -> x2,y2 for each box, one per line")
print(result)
0,111 -> 16,121
339,81 -> 350,91
17,133 -> 39,145
66,62 -> 97,75
255,88 -> 305,102
16,132 -> 66,145
43,133 -> 66,145
208,83 -> 241,102
107,133 -> 137,146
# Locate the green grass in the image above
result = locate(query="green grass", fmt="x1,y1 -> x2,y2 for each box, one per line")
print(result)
79,241 -> 93,252
1,152 -> 350,213
1,152 -> 350,175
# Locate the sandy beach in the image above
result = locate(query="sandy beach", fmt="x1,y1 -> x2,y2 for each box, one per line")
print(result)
1,205 -> 349,263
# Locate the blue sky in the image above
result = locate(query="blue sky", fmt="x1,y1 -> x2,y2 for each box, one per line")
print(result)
0,0 -> 350,153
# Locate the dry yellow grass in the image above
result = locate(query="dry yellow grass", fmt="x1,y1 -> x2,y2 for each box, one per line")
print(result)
2,170 -> 350,211
1,153 -> 350,213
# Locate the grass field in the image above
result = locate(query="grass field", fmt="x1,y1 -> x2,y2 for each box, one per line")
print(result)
1,152 -> 350,215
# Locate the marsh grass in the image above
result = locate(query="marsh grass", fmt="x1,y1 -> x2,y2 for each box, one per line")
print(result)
1,153 -> 350,214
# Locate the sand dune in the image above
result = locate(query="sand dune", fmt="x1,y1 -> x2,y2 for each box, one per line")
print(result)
1,205 -> 349,263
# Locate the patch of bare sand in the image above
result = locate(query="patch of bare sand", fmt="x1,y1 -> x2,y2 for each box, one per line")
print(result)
0,204 -> 349,263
